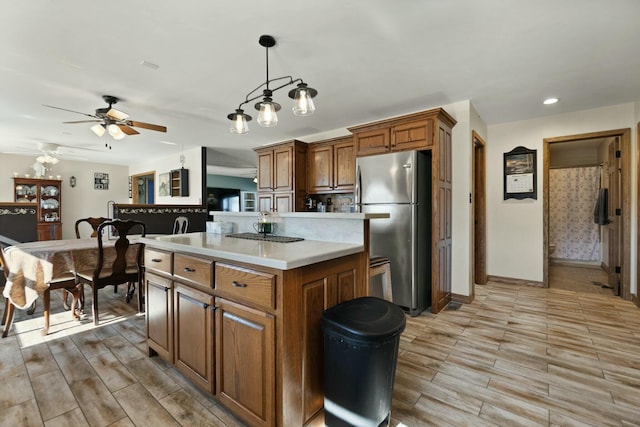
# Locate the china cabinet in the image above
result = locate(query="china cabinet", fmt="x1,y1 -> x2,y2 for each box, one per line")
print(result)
13,177 -> 62,240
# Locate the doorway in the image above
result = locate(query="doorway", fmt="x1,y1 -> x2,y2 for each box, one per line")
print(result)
131,171 -> 155,204
472,131 -> 487,290
543,129 -> 631,300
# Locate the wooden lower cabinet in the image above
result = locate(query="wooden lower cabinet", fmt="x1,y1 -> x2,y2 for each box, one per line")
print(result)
174,284 -> 215,393
258,192 -> 293,213
295,263 -> 357,425
146,272 -> 173,361
215,298 -> 275,427
37,223 -> 61,240
144,247 -> 365,427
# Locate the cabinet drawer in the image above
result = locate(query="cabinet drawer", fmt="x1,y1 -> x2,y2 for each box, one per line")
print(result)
145,249 -> 173,275
215,263 -> 276,310
174,253 -> 213,287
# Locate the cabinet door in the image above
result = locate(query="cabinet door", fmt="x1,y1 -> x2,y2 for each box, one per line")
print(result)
299,265 -> 357,424
391,119 -> 433,151
37,223 -> 61,241
146,272 -> 173,361
273,192 -> 293,213
258,194 -> 273,212
354,128 -> 390,156
216,298 -> 274,427
333,140 -> 355,192
174,284 -> 215,393
307,144 -> 333,194
273,145 -> 293,191
257,150 -> 274,191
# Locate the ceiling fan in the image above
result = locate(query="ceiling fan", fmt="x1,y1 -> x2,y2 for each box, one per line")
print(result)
43,95 -> 167,148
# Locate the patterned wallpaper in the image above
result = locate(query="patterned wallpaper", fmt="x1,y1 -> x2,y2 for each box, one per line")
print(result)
549,167 -> 600,261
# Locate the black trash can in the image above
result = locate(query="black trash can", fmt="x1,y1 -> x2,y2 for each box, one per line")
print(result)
322,297 -> 406,427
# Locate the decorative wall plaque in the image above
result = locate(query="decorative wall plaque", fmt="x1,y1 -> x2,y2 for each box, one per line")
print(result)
504,146 -> 537,200
94,172 -> 109,190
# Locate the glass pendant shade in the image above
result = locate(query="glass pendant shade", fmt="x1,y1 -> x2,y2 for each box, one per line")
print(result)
257,100 -> 280,127
292,88 -> 316,116
91,124 -> 106,136
227,109 -> 251,134
228,36 -> 318,133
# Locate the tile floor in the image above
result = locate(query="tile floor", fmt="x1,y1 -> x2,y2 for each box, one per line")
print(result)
0,287 -> 244,427
1,265 -> 639,426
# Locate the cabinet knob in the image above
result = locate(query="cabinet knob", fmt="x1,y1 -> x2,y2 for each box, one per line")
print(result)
184,267 -> 196,273
232,281 -> 247,288
151,258 -> 162,263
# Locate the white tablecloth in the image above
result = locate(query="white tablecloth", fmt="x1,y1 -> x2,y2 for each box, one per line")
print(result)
2,238 -> 141,309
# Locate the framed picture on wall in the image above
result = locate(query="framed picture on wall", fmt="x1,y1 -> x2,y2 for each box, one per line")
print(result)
158,172 -> 170,197
504,146 -> 537,200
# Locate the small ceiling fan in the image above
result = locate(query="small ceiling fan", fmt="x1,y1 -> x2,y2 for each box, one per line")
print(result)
44,95 -> 167,148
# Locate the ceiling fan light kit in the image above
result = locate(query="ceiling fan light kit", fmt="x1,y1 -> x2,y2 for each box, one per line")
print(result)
90,123 -> 106,137
227,34 -> 318,134
44,95 -> 167,148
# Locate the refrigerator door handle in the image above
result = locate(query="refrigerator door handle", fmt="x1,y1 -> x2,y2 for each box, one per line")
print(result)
355,164 -> 361,211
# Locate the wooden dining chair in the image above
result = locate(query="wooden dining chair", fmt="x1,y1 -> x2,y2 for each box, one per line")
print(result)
64,217 -> 111,311
0,245 -> 15,338
75,216 -> 110,238
172,216 -> 189,234
76,219 -> 146,325
1,243 -> 81,337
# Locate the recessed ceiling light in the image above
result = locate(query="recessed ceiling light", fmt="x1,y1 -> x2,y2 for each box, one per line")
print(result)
160,140 -> 177,145
543,97 -> 559,105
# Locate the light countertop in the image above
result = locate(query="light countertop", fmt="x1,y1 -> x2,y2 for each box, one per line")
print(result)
211,211 -> 389,220
140,232 -> 363,270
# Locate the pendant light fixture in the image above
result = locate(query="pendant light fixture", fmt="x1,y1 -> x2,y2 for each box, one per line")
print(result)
227,35 -> 318,134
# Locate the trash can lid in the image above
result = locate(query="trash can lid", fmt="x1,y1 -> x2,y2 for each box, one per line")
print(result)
322,297 -> 406,342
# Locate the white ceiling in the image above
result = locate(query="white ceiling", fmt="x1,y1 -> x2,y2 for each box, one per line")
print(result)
1,1 -> 639,169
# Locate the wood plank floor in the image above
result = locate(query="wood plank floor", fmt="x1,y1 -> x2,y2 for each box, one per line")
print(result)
392,267 -> 640,426
2,265 -> 639,426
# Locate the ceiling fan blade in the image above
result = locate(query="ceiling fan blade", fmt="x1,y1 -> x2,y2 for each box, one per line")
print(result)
127,120 -> 167,133
107,108 -> 129,121
43,104 -> 97,118
62,120 -> 102,124
118,124 -> 140,135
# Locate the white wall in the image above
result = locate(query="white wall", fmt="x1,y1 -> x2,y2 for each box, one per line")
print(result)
129,146 -> 202,205
487,103 -> 637,286
0,153 -> 130,239
442,100 -> 474,297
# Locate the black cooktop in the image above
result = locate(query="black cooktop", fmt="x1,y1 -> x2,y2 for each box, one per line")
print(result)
226,233 -> 304,243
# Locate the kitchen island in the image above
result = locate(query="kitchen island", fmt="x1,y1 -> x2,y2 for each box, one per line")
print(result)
140,212 -> 386,427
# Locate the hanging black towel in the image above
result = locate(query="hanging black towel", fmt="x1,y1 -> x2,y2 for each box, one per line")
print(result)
593,188 -> 609,225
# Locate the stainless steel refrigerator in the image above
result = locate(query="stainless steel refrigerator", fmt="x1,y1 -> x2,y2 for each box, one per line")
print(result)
356,150 -> 431,316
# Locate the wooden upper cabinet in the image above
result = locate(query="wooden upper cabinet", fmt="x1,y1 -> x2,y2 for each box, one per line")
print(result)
391,119 -> 433,151
353,128 -> 390,156
307,143 -> 333,193
350,109 -> 453,157
273,145 -> 293,192
254,140 -> 307,212
257,150 -> 274,192
307,136 -> 355,194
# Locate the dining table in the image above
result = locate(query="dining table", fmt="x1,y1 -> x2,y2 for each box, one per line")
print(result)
2,237 -> 143,333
